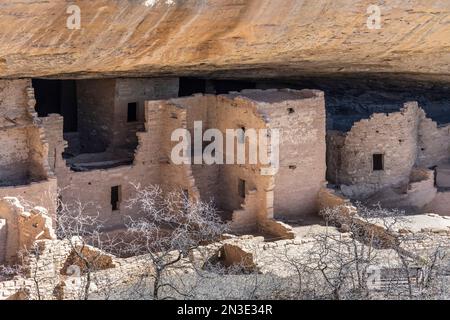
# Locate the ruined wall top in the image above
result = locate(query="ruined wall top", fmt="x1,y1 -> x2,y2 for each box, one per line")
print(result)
0,197 -> 56,265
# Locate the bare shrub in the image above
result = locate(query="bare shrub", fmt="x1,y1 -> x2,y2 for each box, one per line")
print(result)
122,184 -> 229,300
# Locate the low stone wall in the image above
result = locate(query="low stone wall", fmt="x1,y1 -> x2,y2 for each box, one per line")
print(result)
259,219 -> 295,240
405,168 -> 437,210
364,168 -> 437,212
317,188 -> 356,218
0,279 -> 32,300
0,179 -> 57,219
317,188 -> 398,248
0,197 -> 55,265
0,236 -> 124,300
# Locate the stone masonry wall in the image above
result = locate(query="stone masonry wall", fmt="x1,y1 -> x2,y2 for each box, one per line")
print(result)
34,79 -> 181,229
52,105 -> 163,228
157,89 -> 326,231
328,102 -> 422,199
251,89 -> 326,218
40,98 -> 193,229
1,80 -> 33,185
0,80 -> 55,216
184,95 -> 221,203
0,79 -> 29,128
112,78 -> 179,151
215,94 -> 269,217
327,101 -> 450,204
0,197 -> 55,265
416,112 -> 450,168
0,127 -> 31,185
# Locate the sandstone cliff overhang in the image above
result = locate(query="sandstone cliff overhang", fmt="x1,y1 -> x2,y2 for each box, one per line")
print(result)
0,0 -> 450,80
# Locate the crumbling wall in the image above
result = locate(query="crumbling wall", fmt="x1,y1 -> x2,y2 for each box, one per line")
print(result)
184,95 -> 221,203
27,126 -> 50,182
215,94 -> 269,216
0,80 -> 56,217
157,90 -> 326,232
0,235 -> 154,300
157,100 -> 199,197
0,127 -> 31,185
317,188 -> 398,248
0,237 -> 110,300
253,89 -> 326,218
0,79 -> 29,128
44,98 -> 195,228
329,102 -> 422,199
0,79 -> 47,186
41,114 -> 67,173
113,78 -> 179,151
0,197 -> 55,265
404,168 -> 437,210
258,219 -> 296,240
327,101 -> 450,212
34,79 -> 182,229
76,78 -> 179,154
364,168 -> 437,213
416,113 -> 450,168
0,180 -> 57,221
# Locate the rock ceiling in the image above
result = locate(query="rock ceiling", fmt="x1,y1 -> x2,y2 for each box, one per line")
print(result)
0,0 -> 449,80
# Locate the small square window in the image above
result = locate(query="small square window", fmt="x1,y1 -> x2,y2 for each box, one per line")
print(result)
373,154 -> 384,171
127,102 -> 137,122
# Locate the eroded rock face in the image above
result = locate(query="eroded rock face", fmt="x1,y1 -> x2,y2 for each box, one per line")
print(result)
0,0 -> 449,79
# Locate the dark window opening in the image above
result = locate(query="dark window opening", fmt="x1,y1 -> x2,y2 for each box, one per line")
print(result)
288,108 -> 295,114
111,186 -> 121,211
32,79 -> 78,133
238,179 -> 246,199
127,102 -> 137,122
373,154 -> 384,171
178,77 -> 207,97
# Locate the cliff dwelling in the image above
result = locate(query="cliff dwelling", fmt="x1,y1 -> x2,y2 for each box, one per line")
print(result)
2,0 -> 450,302
1,75 -> 450,232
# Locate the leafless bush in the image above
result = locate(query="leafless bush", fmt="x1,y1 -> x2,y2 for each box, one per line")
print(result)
121,184 -> 229,300
299,203 -> 450,300
0,264 -> 24,282
9,190 -> 449,301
